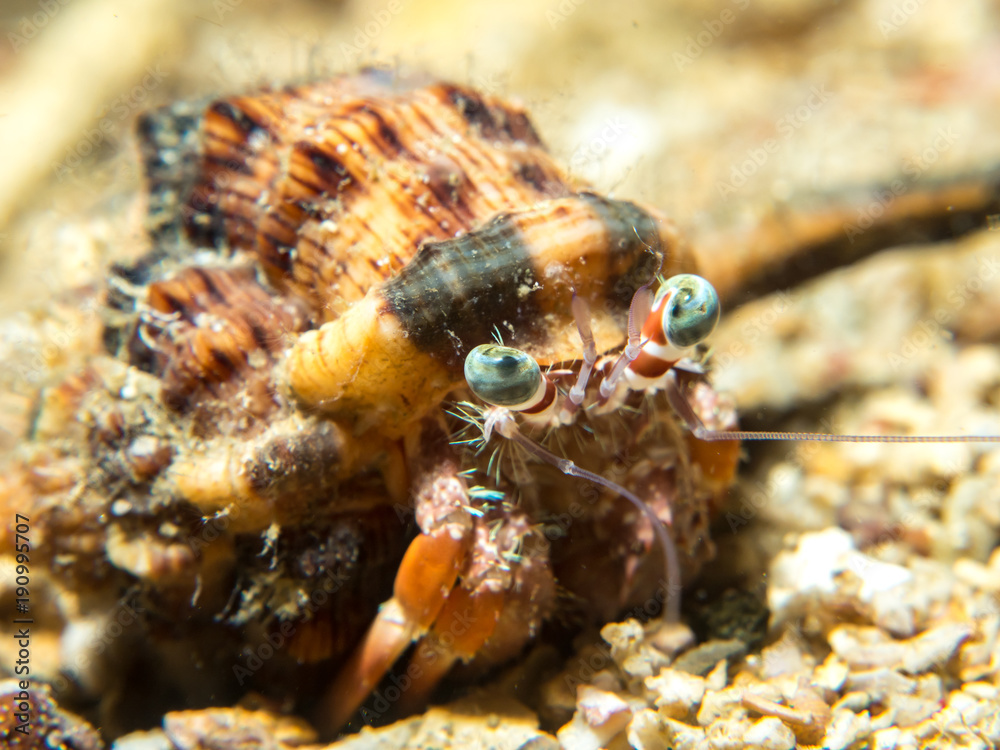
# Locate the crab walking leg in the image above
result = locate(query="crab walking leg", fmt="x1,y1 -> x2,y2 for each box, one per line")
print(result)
315,522 -> 473,735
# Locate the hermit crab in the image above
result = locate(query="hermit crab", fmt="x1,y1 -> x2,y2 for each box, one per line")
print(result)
0,68 -> 757,737
5,60 -> 1000,743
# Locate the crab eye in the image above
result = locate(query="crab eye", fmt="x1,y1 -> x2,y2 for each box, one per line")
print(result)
464,344 -> 542,408
657,274 -> 720,348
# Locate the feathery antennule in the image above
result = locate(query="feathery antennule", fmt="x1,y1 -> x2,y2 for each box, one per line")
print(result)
446,403 -> 492,447
450,400 -> 538,484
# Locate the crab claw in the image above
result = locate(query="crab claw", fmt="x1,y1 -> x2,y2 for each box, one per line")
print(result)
393,563 -> 506,717
315,499 -> 555,737
314,521 -> 471,734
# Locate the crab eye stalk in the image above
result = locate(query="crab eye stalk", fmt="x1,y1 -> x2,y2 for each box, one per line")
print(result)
464,344 -> 543,409
657,274 -> 720,349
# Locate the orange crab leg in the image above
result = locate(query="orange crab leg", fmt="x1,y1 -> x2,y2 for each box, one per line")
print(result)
315,524 -> 471,735
395,583 -> 505,716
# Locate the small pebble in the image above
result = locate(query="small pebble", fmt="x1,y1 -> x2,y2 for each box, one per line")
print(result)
111,730 -> 173,750
696,687 -> 746,726
813,654 -> 849,692
557,686 -> 632,750
648,621 -> 695,657
673,639 -> 747,676
743,717 -> 796,750
577,685 -> 631,730
900,623 -> 972,674
704,717 -> 752,750
961,681 -> 999,700
823,708 -> 871,750
872,726 -> 901,750
645,668 -> 705,718
704,659 -> 728,691
626,709 -> 669,750
660,717 -> 706,750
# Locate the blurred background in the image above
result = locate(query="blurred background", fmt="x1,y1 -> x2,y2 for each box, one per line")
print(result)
3,0 -> 999,292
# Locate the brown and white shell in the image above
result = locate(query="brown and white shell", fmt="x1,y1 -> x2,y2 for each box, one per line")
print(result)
0,69 -> 735,737
124,68 -> 693,436
92,68 -> 709,536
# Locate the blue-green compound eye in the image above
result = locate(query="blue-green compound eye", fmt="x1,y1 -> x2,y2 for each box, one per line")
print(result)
658,274 -> 720,348
464,344 -> 541,408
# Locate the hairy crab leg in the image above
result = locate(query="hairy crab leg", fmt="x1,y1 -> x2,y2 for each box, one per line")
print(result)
315,427 -> 549,737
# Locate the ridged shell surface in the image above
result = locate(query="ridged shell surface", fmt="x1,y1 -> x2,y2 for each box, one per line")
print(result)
126,68 -> 692,436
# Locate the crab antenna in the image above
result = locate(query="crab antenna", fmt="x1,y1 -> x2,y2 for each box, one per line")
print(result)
697,431 -> 1000,443
663,373 -> 1000,443
599,283 -> 653,400
501,420 -> 682,623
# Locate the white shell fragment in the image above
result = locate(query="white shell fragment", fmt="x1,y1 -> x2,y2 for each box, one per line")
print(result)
743,716 -> 796,750
645,667 -> 705,718
556,685 -> 632,750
